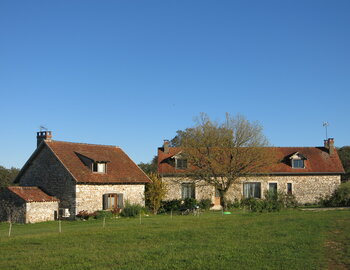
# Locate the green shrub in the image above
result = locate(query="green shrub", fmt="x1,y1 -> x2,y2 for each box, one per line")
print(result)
120,203 -> 144,217
159,198 -> 199,212
94,210 -> 113,219
227,198 -> 241,209
241,197 -> 262,212
160,199 -> 183,212
182,198 -> 198,210
240,191 -> 298,213
145,173 -> 167,214
198,199 -> 212,210
263,191 -> 284,212
283,193 -> 298,208
320,182 -> 350,207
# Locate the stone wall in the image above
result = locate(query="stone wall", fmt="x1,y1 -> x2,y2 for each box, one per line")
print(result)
19,145 -> 76,217
75,184 -> 145,214
163,177 -> 214,201
26,201 -> 59,223
162,174 -> 341,204
0,189 -> 26,223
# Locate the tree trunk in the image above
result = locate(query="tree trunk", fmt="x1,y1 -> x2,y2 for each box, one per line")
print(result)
219,190 -> 228,211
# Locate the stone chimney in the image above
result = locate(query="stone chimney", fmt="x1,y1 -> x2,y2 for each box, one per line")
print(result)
163,140 -> 170,154
37,131 -> 52,147
324,138 -> 335,155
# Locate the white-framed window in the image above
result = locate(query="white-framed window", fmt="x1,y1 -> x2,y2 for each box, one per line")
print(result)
175,158 -> 188,170
181,183 -> 195,199
93,162 -> 106,173
243,182 -> 261,198
292,159 -> 304,168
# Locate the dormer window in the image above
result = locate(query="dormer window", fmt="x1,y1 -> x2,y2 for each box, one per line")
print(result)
175,158 -> 188,170
292,159 -> 304,168
92,162 -> 106,173
289,152 -> 306,169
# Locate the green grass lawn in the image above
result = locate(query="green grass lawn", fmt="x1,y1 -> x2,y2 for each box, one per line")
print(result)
0,210 -> 349,270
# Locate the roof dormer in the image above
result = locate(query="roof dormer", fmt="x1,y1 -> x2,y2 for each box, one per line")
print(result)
172,152 -> 188,170
75,152 -> 109,173
289,152 -> 307,169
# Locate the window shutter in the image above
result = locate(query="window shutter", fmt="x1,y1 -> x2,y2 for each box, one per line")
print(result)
255,183 -> 261,198
191,184 -> 195,199
117,193 -> 124,208
103,194 -> 108,210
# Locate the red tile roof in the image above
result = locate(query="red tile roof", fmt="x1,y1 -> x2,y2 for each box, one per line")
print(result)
45,141 -> 150,183
158,146 -> 345,175
7,186 -> 59,202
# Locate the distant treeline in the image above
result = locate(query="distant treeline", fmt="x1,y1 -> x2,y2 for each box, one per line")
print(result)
0,166 -> 20,188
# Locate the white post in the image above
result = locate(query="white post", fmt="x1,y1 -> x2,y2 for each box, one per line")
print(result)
59,220 -> 62,233
139,213 -> 142,225
8,222 -> 12,237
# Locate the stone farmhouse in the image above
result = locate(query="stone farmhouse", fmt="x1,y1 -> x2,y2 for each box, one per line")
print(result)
0,131 -> 150,223
158,138 -> 345,208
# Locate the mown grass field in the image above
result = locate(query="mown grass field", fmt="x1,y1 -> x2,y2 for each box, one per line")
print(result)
0,210 -> 349,270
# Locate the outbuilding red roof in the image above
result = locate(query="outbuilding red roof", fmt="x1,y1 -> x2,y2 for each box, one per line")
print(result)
45,141 -> 150,183
158,146 -> 345,175
7,186 -> 59,202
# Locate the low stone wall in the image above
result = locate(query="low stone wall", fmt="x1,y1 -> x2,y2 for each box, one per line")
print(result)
162,175 -> 341,204
75,184 -> 145,214
26,201 -> 59,223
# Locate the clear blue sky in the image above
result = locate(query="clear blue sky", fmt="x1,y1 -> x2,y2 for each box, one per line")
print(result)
1,0 -> 349,168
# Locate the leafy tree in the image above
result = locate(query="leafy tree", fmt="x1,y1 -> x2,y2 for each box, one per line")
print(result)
177,113 -> 277,210
145,173 -> 167,214
0,166 -> 20,188
338,146 -> 350,181
170,130 -> 190,147
138,156 -> 158,175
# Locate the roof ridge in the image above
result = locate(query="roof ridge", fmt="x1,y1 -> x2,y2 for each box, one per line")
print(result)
49,140 -> 120,148
9,186 -> 38,189
165,146 -> 324,148
269,146 -> 324,148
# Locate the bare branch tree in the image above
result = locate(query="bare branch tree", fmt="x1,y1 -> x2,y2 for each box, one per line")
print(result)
179,113 -> 277,210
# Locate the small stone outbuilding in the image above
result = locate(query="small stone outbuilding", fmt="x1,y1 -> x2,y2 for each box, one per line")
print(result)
0,186 -> 59,223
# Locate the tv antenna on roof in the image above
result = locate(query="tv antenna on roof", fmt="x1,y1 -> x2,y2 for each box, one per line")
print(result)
322,121 -> 329,140
39,125 -> 48,132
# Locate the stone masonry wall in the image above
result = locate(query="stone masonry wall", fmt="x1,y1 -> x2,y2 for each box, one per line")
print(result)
26,201 -> 59,223
19,146 -> 76,217
162,177 -> 214,201
0,190 -> 26,223
163,175 -> 341,204
75,184 -> 145,214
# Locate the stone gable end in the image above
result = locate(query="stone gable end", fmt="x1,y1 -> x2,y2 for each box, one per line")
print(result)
18,145 -> 76,216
